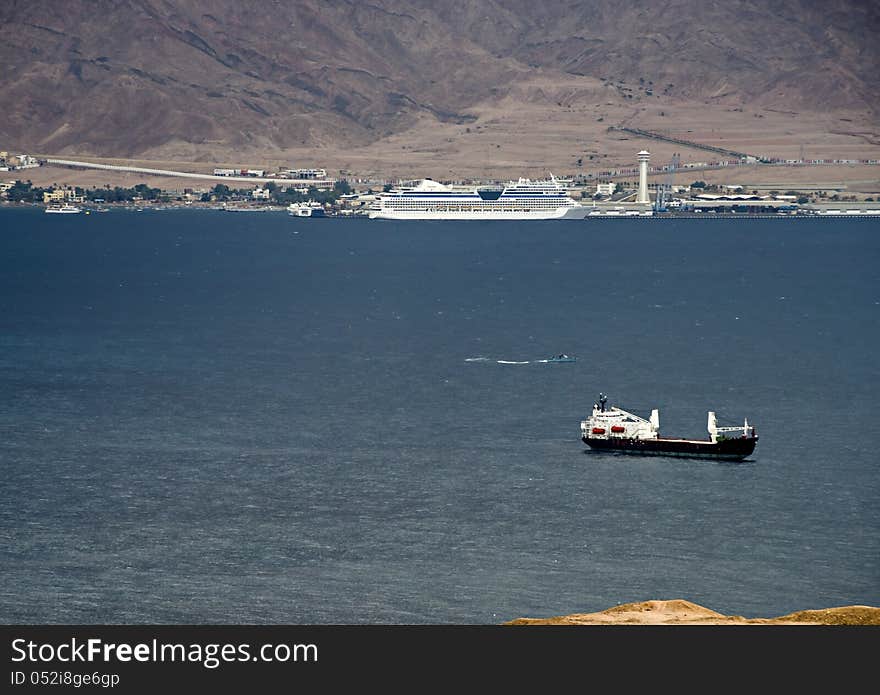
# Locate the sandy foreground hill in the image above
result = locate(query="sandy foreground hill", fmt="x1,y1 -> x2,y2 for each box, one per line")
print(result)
506,599 -> 880,626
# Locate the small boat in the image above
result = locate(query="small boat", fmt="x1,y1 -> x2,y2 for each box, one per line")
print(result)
45,204 -> 82,214
581,393 -> 758,461
547,354 -> 576,363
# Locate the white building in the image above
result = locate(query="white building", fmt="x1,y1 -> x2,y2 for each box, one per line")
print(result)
9,154 -> 40,169
595,182 -> 616,196
280,168 -> 327,179
42,187 -> 84,204
250,187 -> 271,200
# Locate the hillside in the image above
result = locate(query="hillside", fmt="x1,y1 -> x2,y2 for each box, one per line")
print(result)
1,1 -> 878,179
506,599 -> 880,625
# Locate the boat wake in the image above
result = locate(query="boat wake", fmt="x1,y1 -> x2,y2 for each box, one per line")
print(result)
466,355 -> 574,365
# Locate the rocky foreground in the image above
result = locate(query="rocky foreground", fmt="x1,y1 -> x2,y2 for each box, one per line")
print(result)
506,599 -> 880,626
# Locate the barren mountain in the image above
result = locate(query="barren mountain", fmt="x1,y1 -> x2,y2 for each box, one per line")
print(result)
1,1 -> 878,177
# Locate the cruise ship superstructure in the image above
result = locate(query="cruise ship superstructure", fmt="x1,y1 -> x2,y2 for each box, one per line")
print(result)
368,176 -> 592,220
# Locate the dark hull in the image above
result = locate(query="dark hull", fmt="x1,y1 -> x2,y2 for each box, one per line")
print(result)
583,436 -> 757,461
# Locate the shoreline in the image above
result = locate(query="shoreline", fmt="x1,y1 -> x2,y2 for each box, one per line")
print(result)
4,201 -> 879,219
5,160 -> 879,218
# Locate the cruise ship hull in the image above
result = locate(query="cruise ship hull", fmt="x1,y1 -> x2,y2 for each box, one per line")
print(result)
370,176 -> 594,220
368,205 -> 592,220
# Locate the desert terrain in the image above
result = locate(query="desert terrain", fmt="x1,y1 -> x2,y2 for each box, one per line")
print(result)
506,599 -> 880,625
16,71 -> 880,186
2,2 -> 877,189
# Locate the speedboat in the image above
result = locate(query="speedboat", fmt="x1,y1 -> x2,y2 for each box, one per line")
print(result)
547,354 -> 576,363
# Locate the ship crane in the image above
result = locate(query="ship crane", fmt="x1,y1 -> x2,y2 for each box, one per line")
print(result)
708,411 -> 755,443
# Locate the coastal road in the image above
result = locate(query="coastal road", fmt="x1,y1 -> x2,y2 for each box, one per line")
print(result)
45,159 -> 297,185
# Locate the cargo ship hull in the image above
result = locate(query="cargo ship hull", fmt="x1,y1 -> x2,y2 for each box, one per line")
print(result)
582,435 -> 757,461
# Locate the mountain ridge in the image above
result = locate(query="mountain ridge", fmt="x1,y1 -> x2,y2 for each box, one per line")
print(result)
1,1 -> 878,176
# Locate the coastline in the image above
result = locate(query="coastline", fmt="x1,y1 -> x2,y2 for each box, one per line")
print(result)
4,152 -> 878,218
5,201 -> 879,219
5,159 -> 879,218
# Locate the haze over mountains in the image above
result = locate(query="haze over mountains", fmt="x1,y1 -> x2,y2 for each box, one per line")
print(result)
1,0 -> 878,177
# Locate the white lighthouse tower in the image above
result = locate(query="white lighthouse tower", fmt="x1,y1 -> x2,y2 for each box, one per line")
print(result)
636,150 -> 651,204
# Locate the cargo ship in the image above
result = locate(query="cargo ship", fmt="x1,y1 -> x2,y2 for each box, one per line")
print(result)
581,394 -> 758,461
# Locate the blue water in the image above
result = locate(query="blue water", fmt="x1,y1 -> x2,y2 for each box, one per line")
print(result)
1,208 -> 878,624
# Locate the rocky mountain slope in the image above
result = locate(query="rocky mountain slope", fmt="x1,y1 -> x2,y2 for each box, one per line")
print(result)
1,1 -> 877,170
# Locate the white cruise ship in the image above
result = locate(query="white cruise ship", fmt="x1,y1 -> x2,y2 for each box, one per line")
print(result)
368,176 -> 591,220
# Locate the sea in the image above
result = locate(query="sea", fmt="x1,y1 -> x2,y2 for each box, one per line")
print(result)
1,207 -> 878,624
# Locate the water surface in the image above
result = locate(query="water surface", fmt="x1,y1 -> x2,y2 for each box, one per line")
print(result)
1,209 -> 877,623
